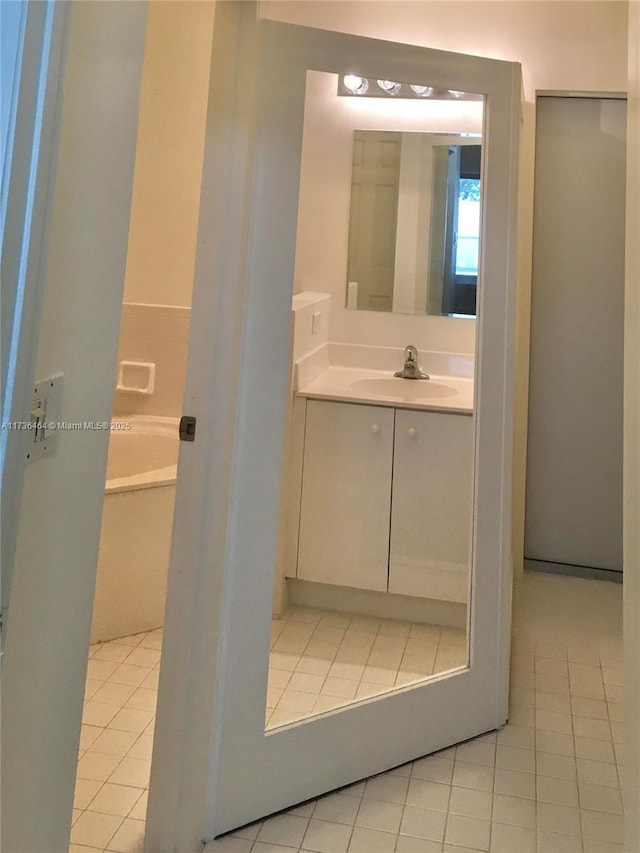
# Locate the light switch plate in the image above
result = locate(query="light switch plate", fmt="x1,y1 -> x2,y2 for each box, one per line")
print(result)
27,373 -> 64,462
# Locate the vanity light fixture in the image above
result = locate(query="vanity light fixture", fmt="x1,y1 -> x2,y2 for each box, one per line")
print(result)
337,76 -> 482,101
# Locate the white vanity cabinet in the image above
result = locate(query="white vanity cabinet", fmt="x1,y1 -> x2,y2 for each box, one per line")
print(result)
389,409 -> 474,602
297,400 -> 394,591
296,398 -> 473,602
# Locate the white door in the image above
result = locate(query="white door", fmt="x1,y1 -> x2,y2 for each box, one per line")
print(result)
525,95 -> 626,575
0,0 -> 68,648
348,130 -> 402,311
146,7 -> 521,847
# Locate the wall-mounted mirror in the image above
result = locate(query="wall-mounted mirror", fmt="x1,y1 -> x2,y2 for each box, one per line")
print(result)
346,131 -> 482,317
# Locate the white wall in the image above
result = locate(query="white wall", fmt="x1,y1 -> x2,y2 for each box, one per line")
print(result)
263,1 -> 626,99
1,3 -> 147,850
263,0 -> 628,571
123,0 -> 214,307
295,70 -> 481,354
625,2 -> 640,849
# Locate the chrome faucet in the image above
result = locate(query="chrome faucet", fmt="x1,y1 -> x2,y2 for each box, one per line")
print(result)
394,345 -> 430,380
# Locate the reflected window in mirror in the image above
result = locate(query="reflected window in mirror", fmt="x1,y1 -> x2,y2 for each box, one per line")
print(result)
439,143 -> 481,317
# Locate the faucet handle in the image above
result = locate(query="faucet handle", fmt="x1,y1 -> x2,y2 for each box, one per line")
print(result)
395,344 -> 430,380
405,344 -> 418,362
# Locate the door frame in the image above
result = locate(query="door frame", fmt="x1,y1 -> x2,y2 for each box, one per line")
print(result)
146,4 -> 521,848
0,0 -> 69,647
2,3 -> 149,849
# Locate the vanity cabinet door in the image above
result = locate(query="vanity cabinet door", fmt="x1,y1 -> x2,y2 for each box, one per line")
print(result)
389,410 -> 474,602
297,399 -> 393,591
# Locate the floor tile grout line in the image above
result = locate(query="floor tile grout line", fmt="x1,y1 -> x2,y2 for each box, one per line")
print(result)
83,577 -> 625,853
267,608 -> 466,728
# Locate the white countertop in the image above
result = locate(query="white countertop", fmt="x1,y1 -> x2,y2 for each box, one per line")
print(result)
297,367 -> 474,415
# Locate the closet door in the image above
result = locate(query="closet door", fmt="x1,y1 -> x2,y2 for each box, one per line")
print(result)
525,96 -> 626,574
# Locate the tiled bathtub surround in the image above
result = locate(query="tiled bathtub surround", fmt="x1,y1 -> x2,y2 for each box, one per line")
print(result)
113,302 -> 191,418
72,572 -> 623,852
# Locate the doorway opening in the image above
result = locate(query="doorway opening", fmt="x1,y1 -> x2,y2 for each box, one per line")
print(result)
525,94 -> 626,585
69,5 -> 214,850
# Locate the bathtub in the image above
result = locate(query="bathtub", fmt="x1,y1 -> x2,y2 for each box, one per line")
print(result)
91,415 -> 179,643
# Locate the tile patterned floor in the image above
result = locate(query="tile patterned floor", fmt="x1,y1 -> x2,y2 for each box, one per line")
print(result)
206,573 -> 624,853
267,609 -> 467,728
70,629 -> 160,853
71,609 -> 466,852
71,571 -> 624,853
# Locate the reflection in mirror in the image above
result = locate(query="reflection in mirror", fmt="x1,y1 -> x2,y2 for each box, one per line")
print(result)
267,368 -> 474,730
346,132 -> 481,317
266,607 -> 467,729
265,72 -> 477,731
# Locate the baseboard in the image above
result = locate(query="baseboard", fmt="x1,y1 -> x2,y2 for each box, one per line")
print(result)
286,578 -> 467,629
524,558 -> 623,584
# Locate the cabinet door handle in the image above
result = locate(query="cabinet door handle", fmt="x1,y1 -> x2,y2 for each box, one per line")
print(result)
371,423 -> 380,434
407,427 -> 417,438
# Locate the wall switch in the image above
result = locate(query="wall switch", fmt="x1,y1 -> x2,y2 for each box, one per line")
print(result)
311,312 -> 321,335
347,281 -> 358,309
27,373 -> 63,462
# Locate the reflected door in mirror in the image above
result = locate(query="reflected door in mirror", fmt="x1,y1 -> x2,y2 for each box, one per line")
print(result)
347,131 -> 401,312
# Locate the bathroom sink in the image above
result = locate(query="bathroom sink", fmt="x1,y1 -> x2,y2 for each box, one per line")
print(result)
296,368 -> 473,413
349,378 -> 458,400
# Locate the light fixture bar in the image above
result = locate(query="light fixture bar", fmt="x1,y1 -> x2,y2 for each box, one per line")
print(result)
337,76 -> 482,100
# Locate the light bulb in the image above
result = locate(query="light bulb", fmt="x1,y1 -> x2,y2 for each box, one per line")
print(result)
410,85 -> 435,97
376,79 -> 402,96
343,75 -> 369,95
